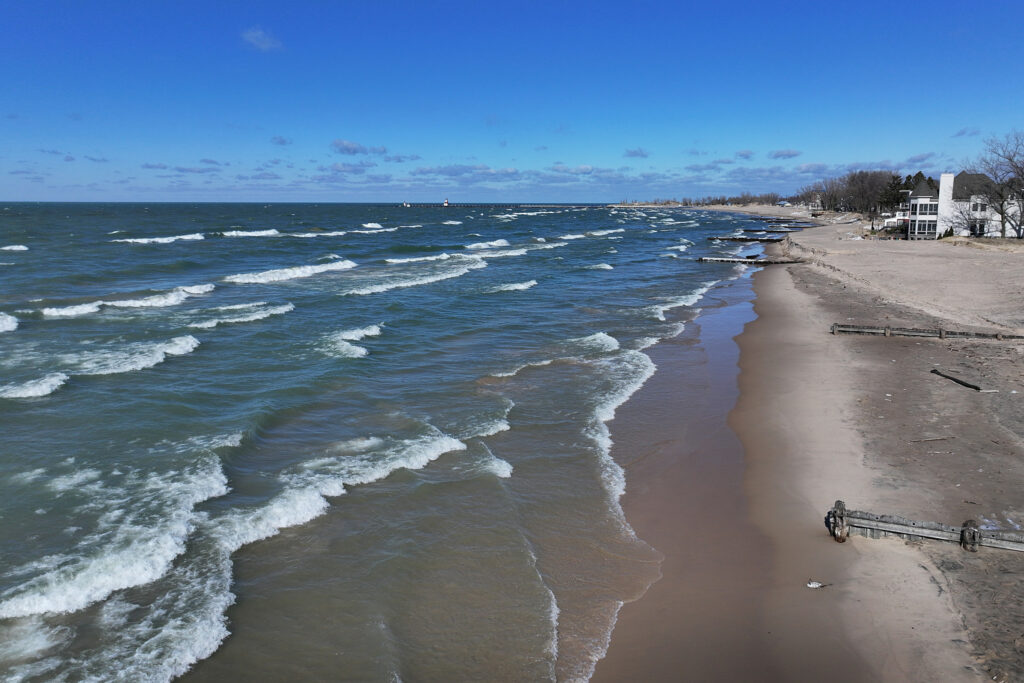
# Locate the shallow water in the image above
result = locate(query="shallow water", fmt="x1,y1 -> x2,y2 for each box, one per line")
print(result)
0,203 -> 761,681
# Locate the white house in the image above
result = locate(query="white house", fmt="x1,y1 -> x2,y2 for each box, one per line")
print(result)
908,171 -> 1007,239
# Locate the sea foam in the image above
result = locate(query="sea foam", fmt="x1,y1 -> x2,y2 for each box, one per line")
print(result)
0,312 -> 18,332
1,245 -> 29,251
0,457 -> 228,618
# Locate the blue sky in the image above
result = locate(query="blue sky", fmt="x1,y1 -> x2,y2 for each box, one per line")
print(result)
3,0 -> 1022,202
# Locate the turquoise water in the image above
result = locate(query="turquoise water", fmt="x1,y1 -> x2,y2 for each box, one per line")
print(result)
0,204 -> 761,681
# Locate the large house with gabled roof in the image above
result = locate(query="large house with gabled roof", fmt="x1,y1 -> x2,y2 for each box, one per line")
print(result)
905,171 -> 1006,239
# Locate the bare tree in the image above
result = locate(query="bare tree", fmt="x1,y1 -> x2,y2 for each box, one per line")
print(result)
967,131 -> 1024,238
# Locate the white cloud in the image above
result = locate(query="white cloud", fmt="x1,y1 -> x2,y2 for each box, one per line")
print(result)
242,27 -> 282,51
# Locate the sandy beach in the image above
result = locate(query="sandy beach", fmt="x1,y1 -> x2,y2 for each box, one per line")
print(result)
598,206 -> 1024,681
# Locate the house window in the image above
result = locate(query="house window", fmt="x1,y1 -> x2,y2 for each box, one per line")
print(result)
922,203 -> 938,215
910,220 -> 937,238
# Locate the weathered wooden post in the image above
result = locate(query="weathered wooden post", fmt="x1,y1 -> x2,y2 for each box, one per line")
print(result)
939,328 -> 946,339
884,326 -> 892,337
828,500 -> 849,542
961,519 -> 981,552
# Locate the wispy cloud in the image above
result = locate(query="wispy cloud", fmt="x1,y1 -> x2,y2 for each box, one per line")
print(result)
534,145 -> 548,152
331,139 -> 387,156
242,27 -> 282,51
37,148 -> 65,156
200,158 -> 225,166
236,171 -> 281,181
271,135 -> 292,145
84,155 -> 109,163
624,148 -> 649,158
767,149 -> 802,160
317,160 -> 377,175
382,154 -> 421,163
173,166 -> 220,174
904,152 -> 936,166
687,148 -> 707,157
735,149 -> 754,160
951,127 -> 980,138
141,162 -> 168,170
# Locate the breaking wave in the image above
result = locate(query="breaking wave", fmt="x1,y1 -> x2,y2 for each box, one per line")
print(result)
111,233 -> 204,244
224,260 -> 357,284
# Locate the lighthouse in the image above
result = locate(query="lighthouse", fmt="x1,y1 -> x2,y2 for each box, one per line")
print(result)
443,198 -> 449,207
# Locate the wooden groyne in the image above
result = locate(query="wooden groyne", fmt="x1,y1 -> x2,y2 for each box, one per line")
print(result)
826,500 -> 1024,553
698,256 -> 802,265
742,228 -> 801,234
830,323 -> 1024,341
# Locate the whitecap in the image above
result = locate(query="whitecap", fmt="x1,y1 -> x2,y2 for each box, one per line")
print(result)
487,280 -> 537,293
333,324 -> 383,341
361,223 -> 383,229
323,339 -> 368,358
111,233 -> 204,245
646,282 -> 716,321
41,302 -> 103,318
224,259 -> 357,284
1,245 -> 29,251
288,231 -> 348,238
385,253 -> 452,264
559,233 -> 587,240
350,227 -> 398,234
442,220 -> 462,225
0,312 -> 17,332
0,373 -> 69,399
344,257 -> 485,295
212,430 -> 466,552
221,229 -> 280,237
106,284 -> 215,309
40,284 -> 214,317
571,332 -> 620,353
465,238 -> 510,249
483,456 -> 513,478
588,229 -> 625,236
584,263 -> 613,270
69,336 -> 200,375
473,248 -> 528,259
0,457 -> 228,619
189,303 -> 294,329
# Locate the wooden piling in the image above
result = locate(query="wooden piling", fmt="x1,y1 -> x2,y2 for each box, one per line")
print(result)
825,501 -> 1024,553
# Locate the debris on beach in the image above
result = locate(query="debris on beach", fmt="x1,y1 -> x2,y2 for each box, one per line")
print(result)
806,579 -> 831,589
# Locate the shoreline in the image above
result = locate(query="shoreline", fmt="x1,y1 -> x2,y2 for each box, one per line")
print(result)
598,206 -> 1024,680
593,272 -> 783,680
